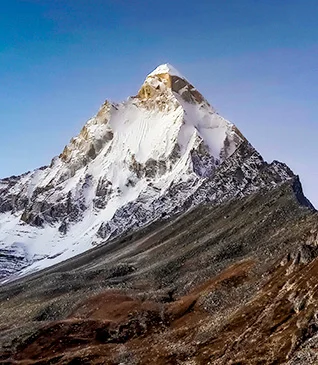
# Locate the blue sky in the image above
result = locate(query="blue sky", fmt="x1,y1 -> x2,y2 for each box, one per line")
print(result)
1,0 -> 318,206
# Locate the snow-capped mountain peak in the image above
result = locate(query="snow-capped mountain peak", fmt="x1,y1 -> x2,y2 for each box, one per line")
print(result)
0,64 -> 297,282
147,63 -> 185,78
140,63 -> 206,105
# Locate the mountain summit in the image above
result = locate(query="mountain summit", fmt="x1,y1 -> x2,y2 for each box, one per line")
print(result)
147,63 -> 185,77
0,64 -> 310,281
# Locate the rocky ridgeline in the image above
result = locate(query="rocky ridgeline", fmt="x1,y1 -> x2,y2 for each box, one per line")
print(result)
96,141 -> 301,241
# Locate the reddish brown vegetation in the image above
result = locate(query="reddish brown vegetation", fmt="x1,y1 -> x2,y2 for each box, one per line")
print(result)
4,257 -> 318,364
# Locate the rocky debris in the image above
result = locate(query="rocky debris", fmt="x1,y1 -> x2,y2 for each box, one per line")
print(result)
0,182 -> 318,363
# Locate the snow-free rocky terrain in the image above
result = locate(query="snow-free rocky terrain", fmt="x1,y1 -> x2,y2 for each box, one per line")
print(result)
1,64 -> 318,364
0,63 -> 302,281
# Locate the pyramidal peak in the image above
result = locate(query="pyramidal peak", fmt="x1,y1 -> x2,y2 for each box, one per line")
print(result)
0,63 -> 300,283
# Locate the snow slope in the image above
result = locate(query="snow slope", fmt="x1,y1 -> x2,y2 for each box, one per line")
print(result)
0,64 -> 295,282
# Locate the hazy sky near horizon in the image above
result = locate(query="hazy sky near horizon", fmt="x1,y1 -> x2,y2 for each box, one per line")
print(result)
1,0 -> 318,206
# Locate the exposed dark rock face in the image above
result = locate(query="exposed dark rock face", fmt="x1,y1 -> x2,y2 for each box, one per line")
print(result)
19,175 -> 92,228
0,243 -> 30,281
191,141 -> 216,178
99,141 -> 299,242
94,177 -> 113,209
